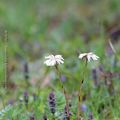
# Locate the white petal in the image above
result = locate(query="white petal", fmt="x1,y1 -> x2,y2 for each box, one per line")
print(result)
88,53 -> 99,61
50,60 -> 56,66
44,60 -> 51,65
79,53 -> 87,59
56,59 -> 64,64
91,54 -> 99,60
45,55 -> 54,59
44,59 -> 56,66
44,54 -> 64,66
87,55 -> 91,62
79,52 -> 99,62
55,55 -> 64,60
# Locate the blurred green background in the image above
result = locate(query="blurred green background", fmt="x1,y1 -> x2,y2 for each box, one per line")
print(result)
0,0 -> 120,119
0,0 -> 120,98
0,0 -> 120,92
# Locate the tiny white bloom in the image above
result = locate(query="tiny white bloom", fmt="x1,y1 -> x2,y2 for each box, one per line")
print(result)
79,52 -> 99,62
44,54 -> 64,66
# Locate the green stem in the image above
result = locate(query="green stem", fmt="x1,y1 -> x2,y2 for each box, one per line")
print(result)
55,65 -> 70,120
52,114 -> 55,120
77,59 -> 87,120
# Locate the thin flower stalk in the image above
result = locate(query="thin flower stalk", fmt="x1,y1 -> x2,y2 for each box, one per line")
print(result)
24,91 -> 29,109
77,59 -> 88,120
55,65 -> 70,120
23,61 -> 30,87
77,52 -> 99,120
44,54 -> 70,119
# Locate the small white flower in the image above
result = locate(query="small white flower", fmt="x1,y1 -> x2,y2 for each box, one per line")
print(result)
79,52 -> 99,62
44,54 -> 64,66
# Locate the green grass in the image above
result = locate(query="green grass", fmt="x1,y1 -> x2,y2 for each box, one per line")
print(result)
0,0 -> 120,119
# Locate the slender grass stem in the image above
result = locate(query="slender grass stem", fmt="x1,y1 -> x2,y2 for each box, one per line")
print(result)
77,59 -> 87,120
55,65 -> 70,120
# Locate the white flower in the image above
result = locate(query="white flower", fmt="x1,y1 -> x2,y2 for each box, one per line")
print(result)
44,54 -> 64,66
79,52 -> 99,62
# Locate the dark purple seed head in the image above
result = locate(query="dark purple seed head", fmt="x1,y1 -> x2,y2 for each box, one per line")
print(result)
24,91 -> 28,97
92,69 -> 97,78
29,116 -> 35,120
48,92 -> 56,115
89,112 -> 94,120
33,93 -> 37,101
106,46 -> 114,56
92,69 -> 98,86
49,92 -> 55,99
61,75 -> 66,82
63,105 -> 72,120
110,28 -> 120,41
24,91 -> 29,107
43,115 -> 47,120
98,65 -> 104,72
24,62 -> 29,80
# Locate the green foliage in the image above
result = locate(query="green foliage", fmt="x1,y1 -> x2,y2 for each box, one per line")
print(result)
0,0 -> 120,119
